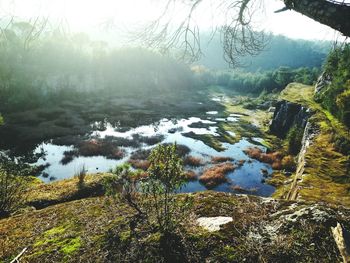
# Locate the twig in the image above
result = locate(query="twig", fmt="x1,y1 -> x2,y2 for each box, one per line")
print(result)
10,247 -> 27,263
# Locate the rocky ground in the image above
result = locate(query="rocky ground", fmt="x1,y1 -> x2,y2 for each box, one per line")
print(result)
1,175 -> 350,263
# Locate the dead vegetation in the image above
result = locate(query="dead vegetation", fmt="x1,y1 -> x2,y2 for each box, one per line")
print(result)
244,147 -> 295,171
211,156 -> 234,163
199,163 -> 236,188
183,156 -> 204,167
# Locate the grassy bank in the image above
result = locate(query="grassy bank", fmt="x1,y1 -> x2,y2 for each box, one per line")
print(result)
0,176 -> 348,262
273,83 -> 350,206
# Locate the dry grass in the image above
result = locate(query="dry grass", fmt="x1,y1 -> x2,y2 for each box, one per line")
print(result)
237,160 -> 246,166
184,170 -> 197,181
183,156 -> 204,167
244,147 -> 285,170
211,156 -> 234,163
199,163 -> 236,188
78,139 -> 124,159
25,174 -> 111,209
128,159 -> 150,171
281,155 -> 296,171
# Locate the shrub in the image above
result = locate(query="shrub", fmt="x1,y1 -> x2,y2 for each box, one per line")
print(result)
106,144 -> 191,235
75,165 -> 86,189
286,126 -> 304,155
281,155 -> 296,171
0,167 -> 27,217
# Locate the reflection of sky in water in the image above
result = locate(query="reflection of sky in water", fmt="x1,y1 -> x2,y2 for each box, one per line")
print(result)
33,115 -> 275,197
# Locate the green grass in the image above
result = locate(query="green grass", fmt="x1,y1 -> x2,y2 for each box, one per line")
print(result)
276,83 -> 350,206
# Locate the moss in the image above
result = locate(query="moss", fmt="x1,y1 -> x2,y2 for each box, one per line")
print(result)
266,172 -> 289,187
182,132 -> 226,151
60,237 -> 81,255
119,230 -> 131,242
276,83 -> 350,206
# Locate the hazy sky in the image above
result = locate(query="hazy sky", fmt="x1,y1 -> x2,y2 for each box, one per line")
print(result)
0,0 -> 346,42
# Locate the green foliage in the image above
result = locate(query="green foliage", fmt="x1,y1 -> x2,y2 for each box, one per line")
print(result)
143,143 -> 188,234
195,66 -> 320,94
0,114 -> 3,125
316,44 -> 350,128
286,126 -> 304,155
106,144 -> 191,235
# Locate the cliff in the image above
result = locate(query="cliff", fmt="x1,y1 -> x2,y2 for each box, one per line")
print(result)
270,83 -> 350,206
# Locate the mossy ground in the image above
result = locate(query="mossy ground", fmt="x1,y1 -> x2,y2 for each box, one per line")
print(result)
276,83 -> 350,206
1,181 -> 348,263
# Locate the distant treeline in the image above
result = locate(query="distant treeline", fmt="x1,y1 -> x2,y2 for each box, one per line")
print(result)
193,66 -> 320,94
198,33 -> 330,72
0,21 -> 326,113
0,22 -> 194,112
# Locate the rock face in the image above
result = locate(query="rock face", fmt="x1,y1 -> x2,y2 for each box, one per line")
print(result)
270,100 -> 310,138
332,222 -> 350,263
286,121 -> 319,200
196,216 -> 233,232
314,71 -> 331,95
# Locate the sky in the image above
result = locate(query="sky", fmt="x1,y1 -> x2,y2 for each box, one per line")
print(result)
0,0 -> 347,43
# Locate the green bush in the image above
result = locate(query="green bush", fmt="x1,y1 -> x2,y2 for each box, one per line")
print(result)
286,126 -> 304,155
106,144 -> 191,234
316,44 -> 350,128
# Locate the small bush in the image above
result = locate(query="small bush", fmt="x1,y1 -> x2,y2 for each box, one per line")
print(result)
281,155 -> 296,171
286,126 -> 304,155
75,165 -> 86,189
0,167 -> 27,217
106,144 -> 191,235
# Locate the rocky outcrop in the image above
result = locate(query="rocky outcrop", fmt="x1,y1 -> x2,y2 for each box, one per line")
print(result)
314,71 -> 331,95
332,222 -> 350,263
270,100 -> 310,138
286,121 -> 320,200
196,216 -> 233,232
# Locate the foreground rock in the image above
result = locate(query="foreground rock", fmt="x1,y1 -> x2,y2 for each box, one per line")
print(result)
196,216 -> 233,232
1,189 -> 350,262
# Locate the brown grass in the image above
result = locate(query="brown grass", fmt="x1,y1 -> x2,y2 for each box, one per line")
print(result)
199,163 -> 236,188
128,159 -> 150,171
281,155 -> 296,171
183,156 -> 204,167
231,184 -> 245,192
211,156 -> 234,163
184,170 -> 197,181
78,139 -> 124,159
237,160 -> 245,166
244,147 -> 284,170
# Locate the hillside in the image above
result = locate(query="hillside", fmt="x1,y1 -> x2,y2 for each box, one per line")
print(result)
1,176 -> 349,263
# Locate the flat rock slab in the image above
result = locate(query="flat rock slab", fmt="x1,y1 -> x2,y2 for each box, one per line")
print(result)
196,216 -> 233,232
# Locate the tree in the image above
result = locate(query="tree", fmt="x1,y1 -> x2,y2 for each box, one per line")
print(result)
141,0 -> 350,66
106,144 -> 191,235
